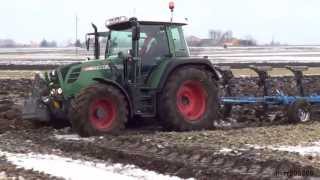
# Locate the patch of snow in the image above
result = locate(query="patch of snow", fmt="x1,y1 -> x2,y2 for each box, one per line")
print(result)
312,141 -> 320,146
194,52 -> 320,57
219,148 -> 233,153
189,45 -> 320,51
247,141 -> 320,157
237,75 -> 252,78
2,46 -> 320,66
217,147 -> 248,155
214,121 -> 232,127
273,146 -> 320,156
208,56 -> 320,63
54,134 -> 96,142
0,151 -> 193,180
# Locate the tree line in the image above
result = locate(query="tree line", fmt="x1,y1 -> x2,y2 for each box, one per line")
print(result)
0,39 -> 83,48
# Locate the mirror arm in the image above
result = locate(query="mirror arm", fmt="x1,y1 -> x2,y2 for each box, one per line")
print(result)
105,33 -> 111,59
85,34 -> 90,51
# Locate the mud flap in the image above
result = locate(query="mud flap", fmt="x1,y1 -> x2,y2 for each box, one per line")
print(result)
22,97 -> 50,122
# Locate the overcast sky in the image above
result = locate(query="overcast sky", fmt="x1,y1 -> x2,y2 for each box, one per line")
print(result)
0,0 -> 319,45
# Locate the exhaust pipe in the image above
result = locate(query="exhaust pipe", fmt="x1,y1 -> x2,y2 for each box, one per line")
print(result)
91,23 -> 100,59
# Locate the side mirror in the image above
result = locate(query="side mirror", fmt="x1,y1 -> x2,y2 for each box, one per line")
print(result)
85,37 -> 90,51
129,49 -> 133,56
132,25 -> 140,41
118,51 -> 125,59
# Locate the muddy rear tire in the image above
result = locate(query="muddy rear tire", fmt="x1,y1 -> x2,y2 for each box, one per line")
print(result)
158,66 -> 219,131
69,84 -> 128,137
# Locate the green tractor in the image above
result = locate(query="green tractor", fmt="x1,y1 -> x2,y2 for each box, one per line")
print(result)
22,17 -> 220,137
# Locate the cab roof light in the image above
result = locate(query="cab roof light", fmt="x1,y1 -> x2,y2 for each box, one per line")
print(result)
105,16 -> 128,27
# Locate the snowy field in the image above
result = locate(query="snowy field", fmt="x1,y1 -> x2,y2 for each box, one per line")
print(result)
0,48 -> 85,66
3,133 -> 319,180
0,150 -> 191,180
2,132 -> 320,180
0,46 -> 320,66
190,45 -> 320,64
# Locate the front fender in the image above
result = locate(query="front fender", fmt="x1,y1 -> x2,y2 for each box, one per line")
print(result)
93,78 -> 133,118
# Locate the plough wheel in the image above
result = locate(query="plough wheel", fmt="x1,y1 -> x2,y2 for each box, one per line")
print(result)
287,100 -> 312,123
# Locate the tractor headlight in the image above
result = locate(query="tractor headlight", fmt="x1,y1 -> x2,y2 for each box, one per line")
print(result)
50,89 -> 56,95
50,88 -> 63,96
42,96 -> 50,103
57,88 -> 63,94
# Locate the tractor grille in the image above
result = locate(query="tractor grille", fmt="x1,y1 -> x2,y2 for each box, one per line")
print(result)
60,62 -> 81,80
67,67 -> 81,83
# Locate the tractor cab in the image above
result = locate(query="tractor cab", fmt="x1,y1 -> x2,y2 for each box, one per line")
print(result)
105,16 -> 189,58
102,17 -> 190,83
84,17 -> 190,80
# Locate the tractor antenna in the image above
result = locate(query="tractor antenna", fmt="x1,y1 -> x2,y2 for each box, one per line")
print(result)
133,8 -> 136,17
169,1 -> 175,22
75,14 -> 78,57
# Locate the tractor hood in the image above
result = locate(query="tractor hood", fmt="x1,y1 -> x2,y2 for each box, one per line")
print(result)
50,57 -> 124,98
48,57 -> 123,81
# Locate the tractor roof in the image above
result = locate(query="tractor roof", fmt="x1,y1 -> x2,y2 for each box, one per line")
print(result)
106,17 -> 187,30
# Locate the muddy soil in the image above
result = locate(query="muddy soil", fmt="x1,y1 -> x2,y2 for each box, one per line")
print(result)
1,128 -> 319,180
1,76 -> 320,179
0,79 -> 35,134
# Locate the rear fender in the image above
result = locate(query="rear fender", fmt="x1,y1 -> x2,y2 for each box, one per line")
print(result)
157,58 -> 220,90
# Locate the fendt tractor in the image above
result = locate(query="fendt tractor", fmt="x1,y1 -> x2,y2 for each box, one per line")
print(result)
22,16 -> 221,136
23,13 -> 320,137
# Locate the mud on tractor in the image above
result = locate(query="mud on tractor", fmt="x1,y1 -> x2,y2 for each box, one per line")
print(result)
22,17 -> 220,136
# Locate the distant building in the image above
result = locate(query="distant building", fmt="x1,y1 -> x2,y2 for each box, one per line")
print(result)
0,39 -> 16,48
223,38 -> 240,46
29,41 -> 39,48
186,30 -> 257,47
186,35 -> 202,46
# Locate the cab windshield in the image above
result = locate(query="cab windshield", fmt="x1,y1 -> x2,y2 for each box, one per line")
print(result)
107,29 -> 132,57
107,25 -> 170,59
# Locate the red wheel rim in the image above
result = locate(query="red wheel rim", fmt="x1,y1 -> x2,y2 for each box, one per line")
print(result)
176,80 -> 207,121
89,98 -> 116,130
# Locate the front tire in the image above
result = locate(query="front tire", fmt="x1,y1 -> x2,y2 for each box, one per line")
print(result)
158,66 -> 219,131
69,84 -> 128,137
